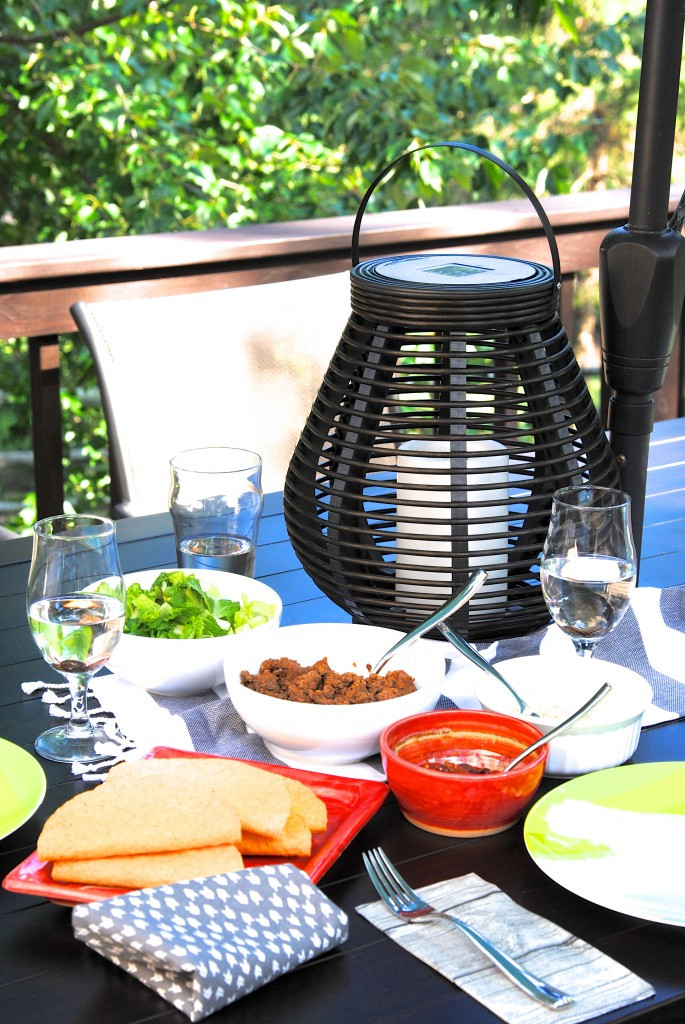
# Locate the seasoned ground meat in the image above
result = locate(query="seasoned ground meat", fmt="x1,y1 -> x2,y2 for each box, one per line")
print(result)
239,656 -> 417,705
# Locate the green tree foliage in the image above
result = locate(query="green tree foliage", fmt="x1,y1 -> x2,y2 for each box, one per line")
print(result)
0,2 -> 654,526
1,0 -> 646,244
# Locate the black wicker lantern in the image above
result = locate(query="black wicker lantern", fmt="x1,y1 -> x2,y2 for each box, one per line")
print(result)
283,143 -> 619,641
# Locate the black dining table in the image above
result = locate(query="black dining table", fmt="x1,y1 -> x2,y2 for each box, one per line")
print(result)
1,419 -> 685,1024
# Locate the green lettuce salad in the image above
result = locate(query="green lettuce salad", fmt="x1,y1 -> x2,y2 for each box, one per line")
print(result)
123,570 -> 275,639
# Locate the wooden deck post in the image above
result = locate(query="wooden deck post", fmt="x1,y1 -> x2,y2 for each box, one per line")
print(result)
28,335 -> 64,519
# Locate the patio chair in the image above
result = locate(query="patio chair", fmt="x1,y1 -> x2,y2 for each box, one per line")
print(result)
70,272 -> 351,517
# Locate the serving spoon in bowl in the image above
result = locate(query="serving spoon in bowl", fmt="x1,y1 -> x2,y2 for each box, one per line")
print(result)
424,682 -> 612,776
371,569 -> 488,674
437,619 -> 541,718
503,681 -> 612,772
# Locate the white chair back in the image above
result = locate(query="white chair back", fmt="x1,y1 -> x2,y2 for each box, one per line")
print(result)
71,272 -> 351,515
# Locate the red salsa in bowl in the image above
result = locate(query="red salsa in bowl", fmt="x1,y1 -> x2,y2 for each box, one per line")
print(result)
380,710 -> 547,837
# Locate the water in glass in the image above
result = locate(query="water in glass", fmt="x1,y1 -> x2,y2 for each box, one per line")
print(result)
26,514 -> 125,763
541,485 -> 636,658
176,534 -> 255,575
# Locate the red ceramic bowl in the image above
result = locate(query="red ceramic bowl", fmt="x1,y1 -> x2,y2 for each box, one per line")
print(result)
380,709 -> 548,837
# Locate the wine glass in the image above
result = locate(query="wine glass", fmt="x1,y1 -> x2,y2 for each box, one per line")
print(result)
26,514 -> 125,763
540,485 -> 637,658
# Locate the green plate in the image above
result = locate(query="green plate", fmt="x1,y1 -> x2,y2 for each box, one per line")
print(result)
0,738 -> 47,841
524,762 -> 685,926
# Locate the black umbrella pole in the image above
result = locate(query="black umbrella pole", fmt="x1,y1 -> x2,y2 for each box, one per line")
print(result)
629,0 -> 685,232
600,228 -> 685,563
605,393 -> 652,561
599,0 -> 685,565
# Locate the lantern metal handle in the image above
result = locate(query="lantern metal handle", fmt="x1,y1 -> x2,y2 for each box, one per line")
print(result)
350,141 -> 561,287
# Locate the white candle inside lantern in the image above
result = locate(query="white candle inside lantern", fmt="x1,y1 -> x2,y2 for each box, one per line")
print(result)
395,438 -> 509,609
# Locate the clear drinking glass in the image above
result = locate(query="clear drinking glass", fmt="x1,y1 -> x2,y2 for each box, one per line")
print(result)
27,514 -> 125,762
540,485 -> 637,658
169,447 -> 264,576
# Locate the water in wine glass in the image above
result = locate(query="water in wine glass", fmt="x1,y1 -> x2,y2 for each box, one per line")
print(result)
541,485 -> 637,657
28,595 -> 124,675
540,553 -> 636,646
27,514 -> 126,763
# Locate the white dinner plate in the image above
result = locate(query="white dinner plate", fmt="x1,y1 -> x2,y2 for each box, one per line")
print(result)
524,762 -> 685,926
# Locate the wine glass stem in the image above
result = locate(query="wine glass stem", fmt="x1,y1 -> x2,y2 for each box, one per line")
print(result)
573,641 -> 596,659
63,672 -> 95,737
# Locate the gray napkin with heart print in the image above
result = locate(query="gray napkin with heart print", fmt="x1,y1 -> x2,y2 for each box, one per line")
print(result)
72,863 -> 349,1021
357,873 -> 654,1024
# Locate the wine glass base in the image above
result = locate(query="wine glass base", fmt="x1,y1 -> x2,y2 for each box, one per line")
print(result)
34,724 -> 117,764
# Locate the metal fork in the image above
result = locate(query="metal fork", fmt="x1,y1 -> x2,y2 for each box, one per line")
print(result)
362,848 -> 573,1010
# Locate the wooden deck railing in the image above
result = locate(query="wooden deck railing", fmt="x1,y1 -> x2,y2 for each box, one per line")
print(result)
1,186 -> 683,519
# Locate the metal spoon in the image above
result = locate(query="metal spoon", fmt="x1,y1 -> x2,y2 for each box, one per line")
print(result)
371,569 -> 487,674
503,681 -> 612,772
437,620 -> 541,717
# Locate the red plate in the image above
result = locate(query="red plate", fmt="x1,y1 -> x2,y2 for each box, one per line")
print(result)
2,746 -> 388,905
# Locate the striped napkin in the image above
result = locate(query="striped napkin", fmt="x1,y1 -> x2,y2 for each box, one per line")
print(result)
356,873 -> 654,1024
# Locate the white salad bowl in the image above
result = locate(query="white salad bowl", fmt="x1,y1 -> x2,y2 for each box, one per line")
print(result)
472,654 -> 653,776
108,568 -> 282,696
222,622 -> 446,766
